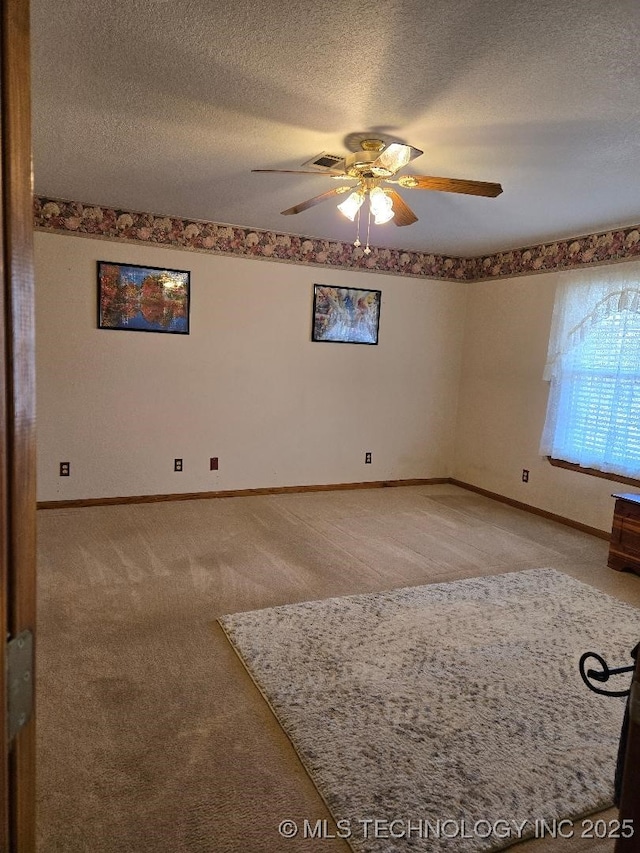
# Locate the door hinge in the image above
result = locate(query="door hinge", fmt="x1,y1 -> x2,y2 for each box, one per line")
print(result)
7,629 -> 33,743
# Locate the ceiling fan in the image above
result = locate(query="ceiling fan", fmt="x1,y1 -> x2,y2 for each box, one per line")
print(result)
252,138 -> 503,237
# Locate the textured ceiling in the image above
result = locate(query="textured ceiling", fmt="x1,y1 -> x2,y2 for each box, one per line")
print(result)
31,0 -> 640,256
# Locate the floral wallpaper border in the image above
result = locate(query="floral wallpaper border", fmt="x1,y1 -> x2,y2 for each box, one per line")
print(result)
34,196 -> 640,282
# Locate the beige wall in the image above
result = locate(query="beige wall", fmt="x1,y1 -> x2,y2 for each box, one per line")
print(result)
37,231 -> 638,529
453,267 -> 640,532
35,232 -> 467,501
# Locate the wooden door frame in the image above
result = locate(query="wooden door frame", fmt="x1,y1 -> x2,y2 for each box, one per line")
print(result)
1,0 -> 37,849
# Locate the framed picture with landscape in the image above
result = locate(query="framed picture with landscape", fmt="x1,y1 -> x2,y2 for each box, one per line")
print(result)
97,261 -> 190,334
312,284 -> 381,345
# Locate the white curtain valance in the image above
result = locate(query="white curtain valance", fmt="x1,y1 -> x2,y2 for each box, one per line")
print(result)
543,261 -> 640,381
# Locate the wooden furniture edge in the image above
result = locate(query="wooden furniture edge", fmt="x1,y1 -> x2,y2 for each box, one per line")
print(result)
36,478 -> 450,509
608,494 -> 640,573
449,479 -> 610,540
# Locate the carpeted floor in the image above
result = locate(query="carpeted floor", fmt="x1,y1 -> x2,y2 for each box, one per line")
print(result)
37,484 -> 640,852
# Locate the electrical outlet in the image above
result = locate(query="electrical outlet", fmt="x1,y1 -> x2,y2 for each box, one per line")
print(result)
365,452 -> 372,464
522,469 -> 529,483
174,458 -> 183,472
59,462 -> 70,477
210,457 -> 218,471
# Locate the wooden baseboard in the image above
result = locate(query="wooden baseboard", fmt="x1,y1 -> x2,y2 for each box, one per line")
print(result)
37,477 -> 612,541
449,478 -> 610,540
36,477 -> 450,509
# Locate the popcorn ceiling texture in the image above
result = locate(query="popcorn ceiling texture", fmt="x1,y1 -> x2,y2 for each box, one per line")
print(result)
31,1 -> 640,258
34,196 -> 640,282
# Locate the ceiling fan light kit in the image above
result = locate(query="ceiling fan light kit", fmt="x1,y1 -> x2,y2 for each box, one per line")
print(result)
337,190 -> 364,221
252,137 -> 503,250
369,187 -> 394,225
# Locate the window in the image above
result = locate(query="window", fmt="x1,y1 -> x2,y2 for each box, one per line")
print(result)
540,263 -> 640,480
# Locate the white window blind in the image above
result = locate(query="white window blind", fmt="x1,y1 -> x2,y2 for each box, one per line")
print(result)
540,262 -> 640,479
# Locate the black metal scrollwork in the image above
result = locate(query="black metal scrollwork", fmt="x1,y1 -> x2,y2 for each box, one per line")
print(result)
579,651 -> 635,697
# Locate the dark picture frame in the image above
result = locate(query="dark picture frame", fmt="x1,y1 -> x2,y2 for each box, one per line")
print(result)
311,284 -> 381,345
97,261 -> 190,334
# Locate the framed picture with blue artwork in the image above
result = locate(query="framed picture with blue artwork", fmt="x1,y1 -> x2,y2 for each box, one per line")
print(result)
312,284 -> 381,345
97,261 -> 190,334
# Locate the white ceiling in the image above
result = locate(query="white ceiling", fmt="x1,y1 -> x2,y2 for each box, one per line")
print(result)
31,0 -> 640,257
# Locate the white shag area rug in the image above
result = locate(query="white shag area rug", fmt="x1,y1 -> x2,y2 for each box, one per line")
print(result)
219,569 -> 638,852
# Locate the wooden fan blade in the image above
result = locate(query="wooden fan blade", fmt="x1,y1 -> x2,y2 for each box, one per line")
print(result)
398,175 -> 503,197
385,190 -> 418,226
252,168 -> 345,176
281,186 -> 354,215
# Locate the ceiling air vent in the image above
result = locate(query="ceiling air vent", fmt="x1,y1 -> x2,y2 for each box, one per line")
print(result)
301,152 -> 345,171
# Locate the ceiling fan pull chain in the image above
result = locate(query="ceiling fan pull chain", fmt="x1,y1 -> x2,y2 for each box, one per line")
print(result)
353,207 -> 362,248
364,203 -> 372,254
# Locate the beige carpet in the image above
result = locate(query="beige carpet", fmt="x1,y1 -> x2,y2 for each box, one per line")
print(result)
36,485 -> 640,852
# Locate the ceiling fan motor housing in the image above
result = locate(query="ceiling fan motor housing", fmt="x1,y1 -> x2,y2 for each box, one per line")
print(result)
345,149 -> 393,179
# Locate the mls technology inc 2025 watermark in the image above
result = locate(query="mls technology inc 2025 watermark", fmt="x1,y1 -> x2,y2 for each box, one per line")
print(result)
277,817 -> 634,842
